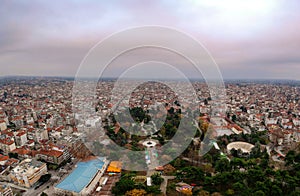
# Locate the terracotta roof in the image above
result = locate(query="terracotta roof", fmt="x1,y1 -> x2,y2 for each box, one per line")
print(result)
28,140 -> 34,144
27,128 -> 35,132
0,154 -> 9,162
5,158 -> 18,166
16,131 -> 26,137
0,138 -> 14,145
11,116 -> 23,121
37,149 -> 63,158
12,148 -> 31,155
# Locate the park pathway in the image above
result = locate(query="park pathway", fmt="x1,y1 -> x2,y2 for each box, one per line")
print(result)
160,176 -> 175,196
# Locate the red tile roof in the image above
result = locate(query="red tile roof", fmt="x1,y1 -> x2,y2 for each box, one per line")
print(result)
12,148 -> 31,155
0,138 -> 14,145
5,158 -> 18,166
0,154 -> 9,162
16,131 -> 26,137
37,149 -> 63,158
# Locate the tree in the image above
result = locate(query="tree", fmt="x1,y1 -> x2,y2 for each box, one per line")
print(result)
240,105 -> 247,113
39,174 -> 51,183
145,185 -> 162,195
250,142 -> 261,158
198,190 -> 210,196
112,178 -> 135,196
129,107 -> 146,122
203,153 -> 213,163
232,182 -> 245,195
215,158 -> 230,172
204,98 -> 208,105
285,150 -> 296,166
290,190 -> 300,196
254,181 -> 268,194
151,173 -> 164,186
230,149 -> 238,157
232,115 -> 237,122
247,169 -> 264,186
173,158 -> 183,168
125,189 -> 146,196
203,163 -> 214,173
211,193 -> 222,196
225,189 -> 234,195
259,158 -> 269,169
270,185 -> 282,196
213,172 -> 232,187
8,152 -> 18,159
177,166 -> 204,182
230,157 -> 246,170
295,153 -> 300,163
253,190 -> 265,196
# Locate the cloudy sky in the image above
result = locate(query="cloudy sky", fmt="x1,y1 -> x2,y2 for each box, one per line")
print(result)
1,0 -> 299,80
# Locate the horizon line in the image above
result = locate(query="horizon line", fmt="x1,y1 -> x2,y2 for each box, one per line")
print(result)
0,75 -> 299,82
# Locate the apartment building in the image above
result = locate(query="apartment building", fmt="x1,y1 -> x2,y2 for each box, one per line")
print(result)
9,158 -> 47,188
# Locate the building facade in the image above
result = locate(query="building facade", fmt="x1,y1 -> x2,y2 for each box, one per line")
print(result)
9,159 -> 47,188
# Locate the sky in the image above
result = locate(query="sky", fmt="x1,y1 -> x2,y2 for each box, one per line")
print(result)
0,0 -> 300,80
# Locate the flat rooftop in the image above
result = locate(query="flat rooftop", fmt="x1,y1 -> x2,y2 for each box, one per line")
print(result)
11,159 -> 45,176
56,157 -> 105,193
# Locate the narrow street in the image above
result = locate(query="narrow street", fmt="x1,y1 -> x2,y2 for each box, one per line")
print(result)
160,176 -> 175,196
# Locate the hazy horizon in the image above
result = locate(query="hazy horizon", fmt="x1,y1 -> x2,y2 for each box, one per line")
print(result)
1,74 -> 299,82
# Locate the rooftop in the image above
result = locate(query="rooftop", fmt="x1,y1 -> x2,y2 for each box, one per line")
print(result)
11,159 -> 45,176
56,157 -> 105,193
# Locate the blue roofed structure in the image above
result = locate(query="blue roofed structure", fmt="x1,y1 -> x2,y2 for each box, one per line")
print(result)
55,157 -> 107,195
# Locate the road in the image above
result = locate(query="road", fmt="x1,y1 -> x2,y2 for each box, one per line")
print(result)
24,180 -> 53,196
145,144 -> 160,184
160,176 -> 175,196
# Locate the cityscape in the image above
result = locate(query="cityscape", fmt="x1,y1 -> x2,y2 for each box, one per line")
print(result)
0,77 -> 299,195
1,1 -> 300,196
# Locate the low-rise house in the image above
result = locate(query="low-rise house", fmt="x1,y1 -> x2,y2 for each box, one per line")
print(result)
14,131 -> 27,147
12,147 -> 32,159
0,138 -> 16,154
0,120 -> 7,131
292,118 -> 300,126
265,117 -> 278,126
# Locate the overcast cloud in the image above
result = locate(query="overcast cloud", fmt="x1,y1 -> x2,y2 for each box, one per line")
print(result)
0,0 -> 299,80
